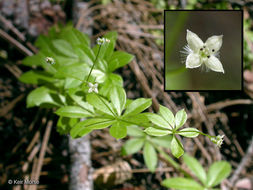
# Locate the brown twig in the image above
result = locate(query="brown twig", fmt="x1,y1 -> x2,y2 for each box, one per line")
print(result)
0,14 -> 26,41
29,120 -> 53,190
206,99 -> 253,112
0,94 -> 25,117
0,28 -> 33,56
4,63 -> 23,79
229,136 -> 253,185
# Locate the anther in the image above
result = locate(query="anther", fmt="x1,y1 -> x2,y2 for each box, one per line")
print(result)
207,55 -> 210,58
212,49 -> 215,52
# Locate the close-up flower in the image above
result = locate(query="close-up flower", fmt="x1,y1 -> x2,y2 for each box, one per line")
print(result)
96,37 -> 110,45
211,135 -> 225,148
45,57 -> 55,65
182,29 -> 224,73
88,82 -> 98,93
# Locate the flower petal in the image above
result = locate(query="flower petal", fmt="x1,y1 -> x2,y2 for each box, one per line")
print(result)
88,82 -> 93,88
205,35 -> 223,54
205,56 -> 224,73
94,88 -> 98,94
186,30 -> 204,52
186,53 -> 201,68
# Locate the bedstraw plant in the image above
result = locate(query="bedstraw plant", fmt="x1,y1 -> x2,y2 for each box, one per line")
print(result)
19,25 -> 231,188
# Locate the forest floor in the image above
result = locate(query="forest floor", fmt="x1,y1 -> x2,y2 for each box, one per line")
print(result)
0,0 -> 253,190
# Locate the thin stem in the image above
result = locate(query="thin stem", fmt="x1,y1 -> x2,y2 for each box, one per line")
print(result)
86,44 -> 102,82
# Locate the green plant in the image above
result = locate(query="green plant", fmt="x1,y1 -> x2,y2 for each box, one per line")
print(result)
244,18 -> 253,70
122,125 -> 172,172
19,25 -> 227,180
162,153 -> 231,190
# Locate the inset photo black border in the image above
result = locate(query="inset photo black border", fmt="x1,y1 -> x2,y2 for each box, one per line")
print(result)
164,10 -> 243,92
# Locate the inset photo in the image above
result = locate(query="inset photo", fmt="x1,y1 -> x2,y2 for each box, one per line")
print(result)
164,10 -> 242,91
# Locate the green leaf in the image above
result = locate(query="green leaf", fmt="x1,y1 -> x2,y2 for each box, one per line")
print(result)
171,135 -> 184,158
35,34 -> 51,50
175,109 -> 187,130
151,135 -> 172,148
100,73 -> 123,97
74,47 -> 93,66
22,53 -> 45,67
162,177 -> 204,190
206,161 -> 231,187
108,51 -> 134,72
121,113 -> 151,128
122,138 -> 144,155
86,93 -> 116,117
104,31 -> 118,60
70,118 -> 115,138
146,113 -> 172,129
54,55 -> 78,66
71,28 -> 90,46
178,128 -> 199,138
59,27 -> 90,47
19,70 -> 54,85
78,43 -> 95,61
26,86 -> 61,108
96,59 -> 107,72
159,105 -> 175,128
68,91 -> 94,113
124,98 -> 152,116
110,86 -> 126,116
54,63 -> 90,81
183,153 -> 207,185
52,39 -> 78,58
144,127 -> 171,136
109,121 -> 127,139
55,106 -> 93,118
57,117 -> 78,135
143,141 -> 157,172
64,78 -> 82,89
127,125 -> 145,137
89,69 -> 106,83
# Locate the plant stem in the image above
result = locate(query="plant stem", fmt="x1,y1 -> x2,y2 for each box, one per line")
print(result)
86,44 -> 102,82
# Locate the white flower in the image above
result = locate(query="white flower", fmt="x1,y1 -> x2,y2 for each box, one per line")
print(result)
88,82 -> 98,93
211,135 -> 224,148
96,37 -> 110,45
182,30 -> 224,73
45,57 -> 55,65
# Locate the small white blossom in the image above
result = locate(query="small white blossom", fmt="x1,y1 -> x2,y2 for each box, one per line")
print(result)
181,30 -> 224,73
96,37 -> 110,45
88,82 -> 98,93
211,135 -> 224,148
45,57 -> 55,65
